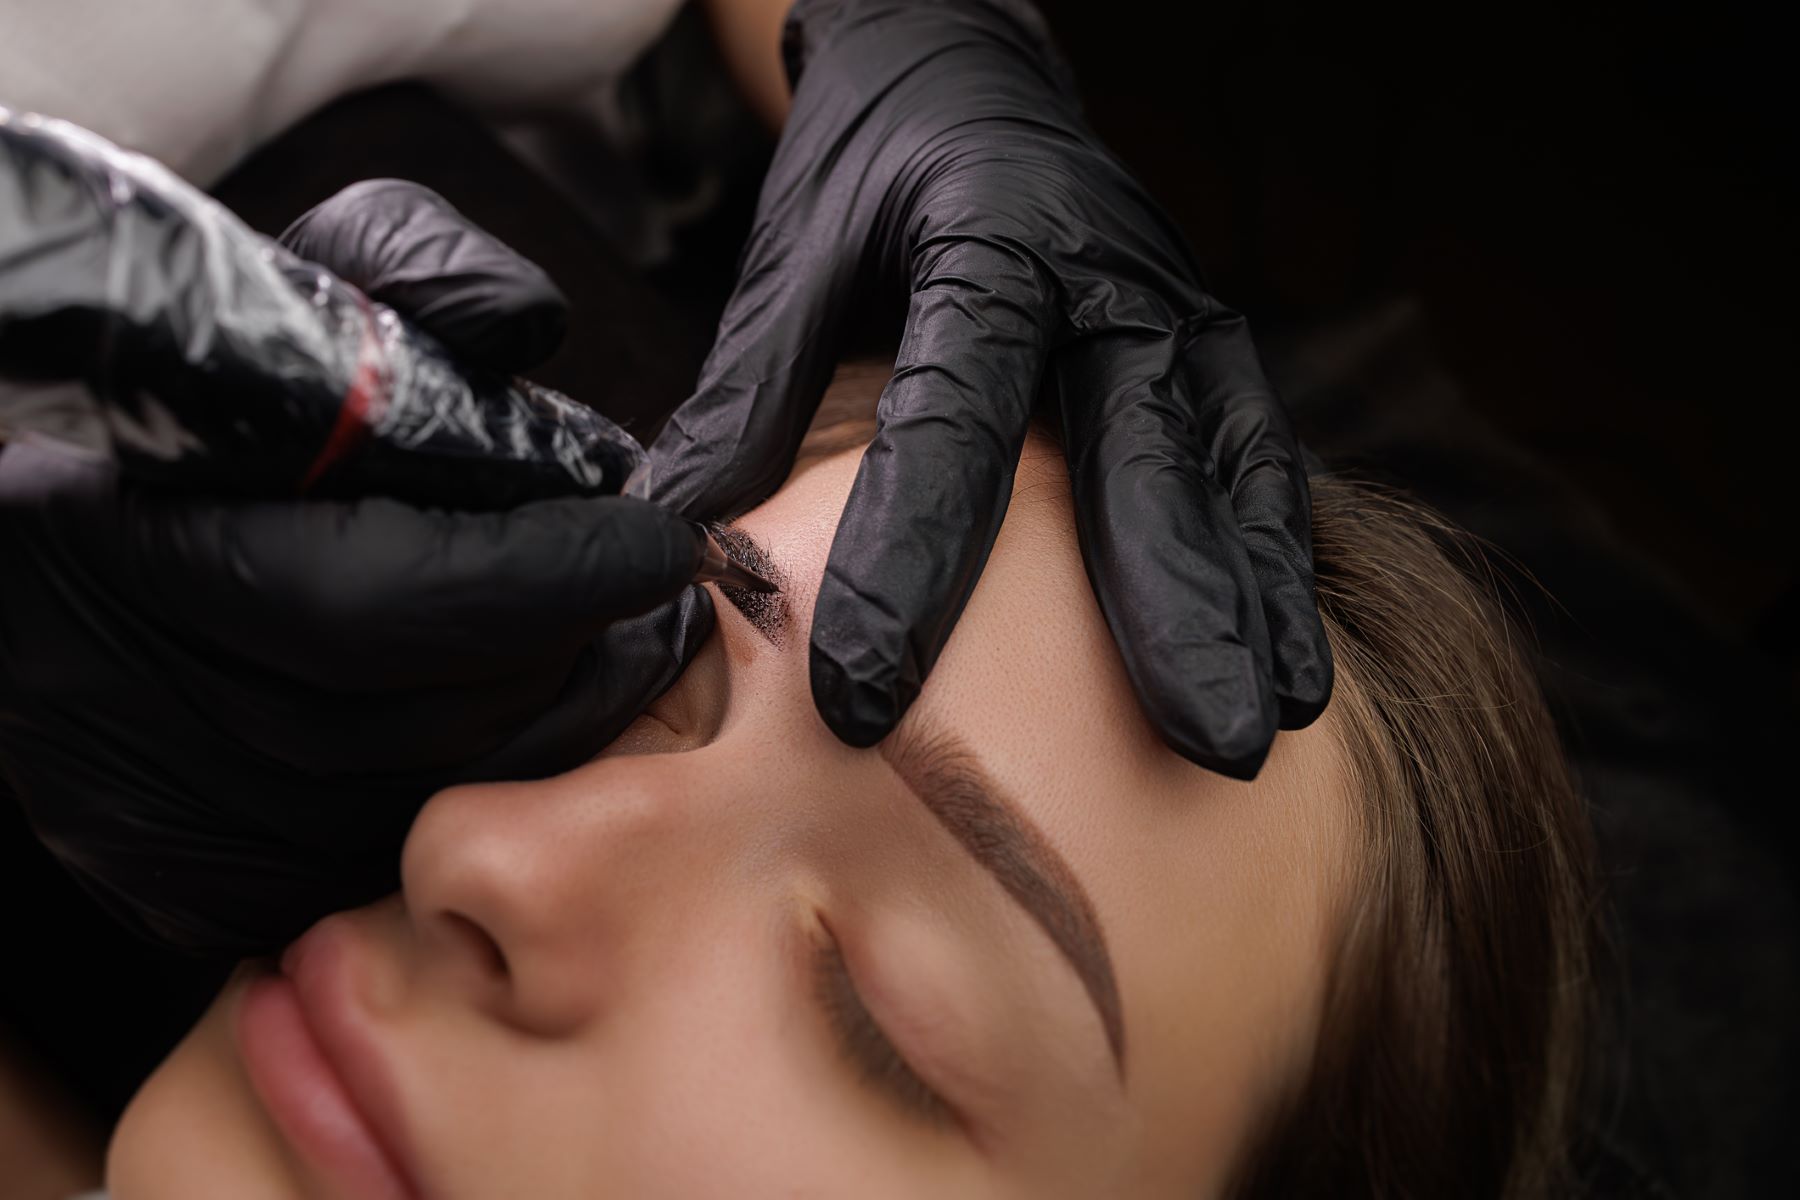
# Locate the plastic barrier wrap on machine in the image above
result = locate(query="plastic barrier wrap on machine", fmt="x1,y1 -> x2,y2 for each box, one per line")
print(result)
0,107 -> 645,509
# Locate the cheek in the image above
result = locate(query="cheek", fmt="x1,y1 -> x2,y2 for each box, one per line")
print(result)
411,910 -> 895,1198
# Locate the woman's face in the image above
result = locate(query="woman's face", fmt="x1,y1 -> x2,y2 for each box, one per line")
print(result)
110,424 -> 1352,1199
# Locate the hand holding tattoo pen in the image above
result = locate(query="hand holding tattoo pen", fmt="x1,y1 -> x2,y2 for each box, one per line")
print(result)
0,109 -> 775,591
0,110 -> 759,951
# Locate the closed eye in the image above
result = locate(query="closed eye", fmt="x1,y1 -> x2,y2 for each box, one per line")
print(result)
812,923 -> 956,1131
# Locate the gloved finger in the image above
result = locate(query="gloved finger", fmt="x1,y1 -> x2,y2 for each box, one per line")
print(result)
455,586 -> 717,781
809,240 -> 1050,746
138,491 -> 703,692
202,587 -> 717,783
280,180 -> 568,373
1189,312 -> 1334,728
200,585 -> 716,779
637,216 -> 850,522
0,438 -> 701,692
1055,327 -> 1280,780
4,117 -> 607,503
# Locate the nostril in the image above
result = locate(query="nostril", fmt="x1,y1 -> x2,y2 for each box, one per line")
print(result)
442,910 -> 510,982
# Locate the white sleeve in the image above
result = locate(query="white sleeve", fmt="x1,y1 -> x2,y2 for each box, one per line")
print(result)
0,0 -> 687,186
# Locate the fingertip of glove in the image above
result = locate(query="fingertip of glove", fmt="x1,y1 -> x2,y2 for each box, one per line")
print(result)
1197,744 -> 1272,783
277,178 -> 430,252
279,177 -> 569,372
1275,653 -> 1335,730
1140,642 -> 1280,781
668,584 -> 718,664
1259,569 -> 1336,732
450,285 -> 568,374
808,642 -> 909,749
1162,716 -> 1275,782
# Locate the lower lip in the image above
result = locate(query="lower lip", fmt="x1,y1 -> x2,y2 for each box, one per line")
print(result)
236,970 -> 417,1200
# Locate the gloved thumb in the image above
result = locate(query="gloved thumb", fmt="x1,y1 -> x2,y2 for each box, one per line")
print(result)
2,439 -> 702,693
280,180 -> 568,373
140,490 -> 706,692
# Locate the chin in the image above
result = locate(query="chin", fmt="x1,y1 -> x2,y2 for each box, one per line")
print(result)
108,970 -> 301,1200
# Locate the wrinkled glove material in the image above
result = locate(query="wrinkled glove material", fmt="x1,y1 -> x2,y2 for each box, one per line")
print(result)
643,0 -> 1333,779
0,110 -> 712,953
0,107 -> 644,509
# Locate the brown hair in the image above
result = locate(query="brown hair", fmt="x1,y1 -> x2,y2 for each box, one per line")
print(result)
1229,477 -> 1598,1199
796,363 -> 1599,1199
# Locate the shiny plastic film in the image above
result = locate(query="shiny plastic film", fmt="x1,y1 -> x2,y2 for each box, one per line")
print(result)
0,107 -> 644,509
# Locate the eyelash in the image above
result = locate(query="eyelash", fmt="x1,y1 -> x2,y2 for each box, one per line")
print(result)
811,928 -> 955,1131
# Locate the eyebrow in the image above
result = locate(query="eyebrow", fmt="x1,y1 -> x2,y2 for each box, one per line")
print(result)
718,525 -> 1124,1074
879,717 -> 1127,1077
710,524 -> 790,645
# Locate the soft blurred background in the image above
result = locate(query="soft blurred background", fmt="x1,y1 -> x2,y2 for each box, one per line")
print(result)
3,3 -> 1794,1195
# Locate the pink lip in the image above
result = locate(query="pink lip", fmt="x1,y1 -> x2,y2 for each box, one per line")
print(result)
235,919 -> 424,1200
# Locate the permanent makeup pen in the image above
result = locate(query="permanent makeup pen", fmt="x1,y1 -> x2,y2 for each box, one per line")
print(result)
690,523 -> 779,593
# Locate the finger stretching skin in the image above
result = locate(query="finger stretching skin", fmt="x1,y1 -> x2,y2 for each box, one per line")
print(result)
1055,329 -> 1279,779
811,239 -> 1050,745
1186,313 -> 1334,728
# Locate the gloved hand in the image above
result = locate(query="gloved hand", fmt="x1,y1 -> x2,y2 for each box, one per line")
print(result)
1,142 -> 714,952
0,109 -> 644,507
643,0 -> 1333,778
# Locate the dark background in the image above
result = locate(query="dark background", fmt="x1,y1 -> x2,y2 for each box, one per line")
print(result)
215,0 -> 1800,671
1042,1 -> 1798,670
3,2 -> 1794,1195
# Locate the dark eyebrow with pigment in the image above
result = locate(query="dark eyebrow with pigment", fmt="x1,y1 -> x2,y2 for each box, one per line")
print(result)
710,524 -> 790,645
880,717 -> 1126,1075
715,525 -> 1124,1073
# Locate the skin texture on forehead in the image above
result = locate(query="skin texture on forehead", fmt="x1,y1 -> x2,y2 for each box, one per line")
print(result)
108,405 -> 1354,1199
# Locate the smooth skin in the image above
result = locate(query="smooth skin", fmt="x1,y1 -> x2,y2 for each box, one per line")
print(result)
110,378 -> 1353,1198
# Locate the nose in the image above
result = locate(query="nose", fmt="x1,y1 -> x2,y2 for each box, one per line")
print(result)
398,751 -> 727,1038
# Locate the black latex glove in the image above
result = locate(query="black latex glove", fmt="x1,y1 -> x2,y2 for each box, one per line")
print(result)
642,0 -> 1333,779
0,110 -> 643,507
279,178 -> 569,375
0,160 -> 714,953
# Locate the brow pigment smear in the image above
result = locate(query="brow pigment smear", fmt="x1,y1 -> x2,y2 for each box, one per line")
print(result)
709,524 -> 789,645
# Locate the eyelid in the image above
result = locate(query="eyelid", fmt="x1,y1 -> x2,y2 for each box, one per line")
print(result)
812,921 -> 959,1132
